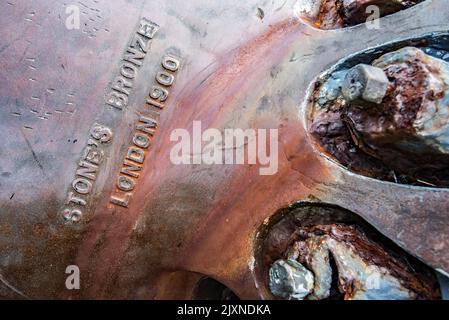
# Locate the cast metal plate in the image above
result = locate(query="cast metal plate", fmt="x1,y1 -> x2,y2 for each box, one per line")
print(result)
0,0 -> 448,299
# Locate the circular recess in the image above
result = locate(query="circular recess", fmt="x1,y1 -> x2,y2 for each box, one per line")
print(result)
307,32 -> 449,188
253,202 -> 441,300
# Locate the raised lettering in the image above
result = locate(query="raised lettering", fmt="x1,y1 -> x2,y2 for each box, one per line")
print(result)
121,62 -> 138,79
72,178 -> 92,195
127,147 -> 145,164
162,55 -> 180,72
63,208 -> 82,222
136,115 -> 157,135
117,175 -> 135,192
110,193 -> 131,207
121,160 -> 142,178
76,160 -> 98,180
133,132 -> 150,149
156,71 -> 174,86
106,90 -> 128,110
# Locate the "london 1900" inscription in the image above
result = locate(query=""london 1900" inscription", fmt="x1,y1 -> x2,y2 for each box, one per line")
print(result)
110,54 -> 181,208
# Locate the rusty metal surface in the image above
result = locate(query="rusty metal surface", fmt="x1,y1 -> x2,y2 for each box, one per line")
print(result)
0,0 -> 449,299
311,0 -> 423,29
260,204 -> 441,300
310,45 -> 449,187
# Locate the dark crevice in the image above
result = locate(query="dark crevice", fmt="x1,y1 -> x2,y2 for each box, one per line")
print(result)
193,277 -> 239,300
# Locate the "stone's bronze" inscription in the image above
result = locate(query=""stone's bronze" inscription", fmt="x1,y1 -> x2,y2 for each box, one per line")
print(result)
63,123 -> 113,222
107,18 -> 159,110
61,17 -> 159,223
